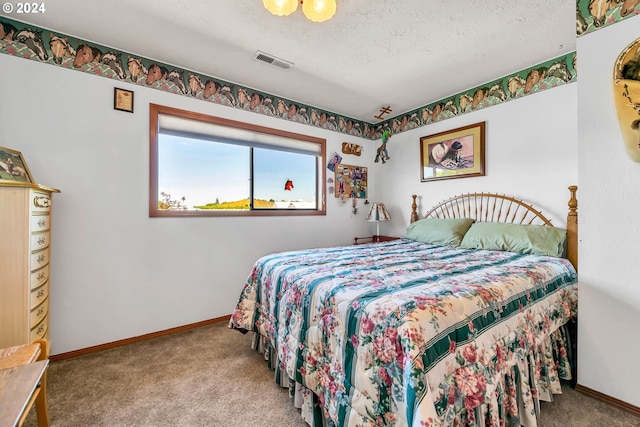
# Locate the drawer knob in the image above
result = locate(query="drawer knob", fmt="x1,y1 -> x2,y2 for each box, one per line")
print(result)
37,218 -> 47,227
37,254 -> 45,263
37,236 -> 46,245
37,271 -> 45,280
33,196 -> 50,208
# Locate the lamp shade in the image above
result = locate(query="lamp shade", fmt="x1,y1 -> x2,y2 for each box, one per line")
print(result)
263,0 -> 298,16
366,202 -> 391,222
302,0 -> 337,22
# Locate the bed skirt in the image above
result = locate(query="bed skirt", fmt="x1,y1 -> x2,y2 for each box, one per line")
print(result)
250,320 -> 576,427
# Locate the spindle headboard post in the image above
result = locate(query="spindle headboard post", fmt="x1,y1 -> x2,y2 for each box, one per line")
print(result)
410,195 -> 419,223
410,186 -> 579,270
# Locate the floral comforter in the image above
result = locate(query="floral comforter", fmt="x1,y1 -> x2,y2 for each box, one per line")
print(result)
229,239 -> 578,427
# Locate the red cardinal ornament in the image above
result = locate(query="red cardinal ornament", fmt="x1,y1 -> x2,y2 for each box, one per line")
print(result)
284,179 -> 294,191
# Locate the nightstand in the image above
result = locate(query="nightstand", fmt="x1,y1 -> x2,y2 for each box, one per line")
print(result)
354,235 -> 399,245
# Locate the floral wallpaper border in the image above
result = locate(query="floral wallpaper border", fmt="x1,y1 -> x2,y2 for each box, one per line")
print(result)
1,12 -> 614,141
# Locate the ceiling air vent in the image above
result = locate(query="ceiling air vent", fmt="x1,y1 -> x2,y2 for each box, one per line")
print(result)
254,51 -> 294,70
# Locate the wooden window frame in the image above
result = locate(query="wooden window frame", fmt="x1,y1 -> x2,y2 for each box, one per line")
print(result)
149,104 -> 326,217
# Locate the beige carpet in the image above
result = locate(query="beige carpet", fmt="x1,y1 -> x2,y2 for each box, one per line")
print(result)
23,321 -> 640,427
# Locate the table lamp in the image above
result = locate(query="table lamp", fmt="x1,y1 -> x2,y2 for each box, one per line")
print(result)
366,202 -> 391,237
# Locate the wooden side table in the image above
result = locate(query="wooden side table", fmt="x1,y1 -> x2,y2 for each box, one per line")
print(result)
0,340 -> 50,427
0,360 -> 48,427
354,235 -> 400,245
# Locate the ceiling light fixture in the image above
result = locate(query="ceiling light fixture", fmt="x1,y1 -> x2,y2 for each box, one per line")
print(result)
263,0 -> 337,23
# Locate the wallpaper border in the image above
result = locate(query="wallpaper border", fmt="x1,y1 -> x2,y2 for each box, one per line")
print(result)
576,0 -> 640,37
375,52 -> 576,136
1,15 -> 578,141
0,15 -> 371,138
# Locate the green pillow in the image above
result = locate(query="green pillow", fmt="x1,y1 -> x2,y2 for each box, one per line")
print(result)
406,218 -> 475,246
459,222 -> 566,257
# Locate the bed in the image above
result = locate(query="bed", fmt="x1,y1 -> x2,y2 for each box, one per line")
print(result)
229,187 -> 579,427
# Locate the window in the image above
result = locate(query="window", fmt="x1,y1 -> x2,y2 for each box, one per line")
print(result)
149,104 -> 326,217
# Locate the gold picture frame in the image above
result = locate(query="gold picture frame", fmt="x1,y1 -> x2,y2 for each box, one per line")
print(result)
0,146 -> 34,184
114,87 -> 134,113
420,121 -> 485,182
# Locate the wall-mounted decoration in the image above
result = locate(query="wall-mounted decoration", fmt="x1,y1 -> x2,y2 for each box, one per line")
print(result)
327,152 -> 342,171
327,177 -> 334,194
114,87 -> 134,113
335,164 -> 367,199
341,142 -> 362,156
0,146 -> 34,184
614,36 -> 640,162
374,105 -> 393,120
374,130 -> 392,163
420,121 -> 485,182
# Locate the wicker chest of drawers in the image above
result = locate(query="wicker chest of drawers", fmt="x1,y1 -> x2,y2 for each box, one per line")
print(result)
0,184 -> 59,348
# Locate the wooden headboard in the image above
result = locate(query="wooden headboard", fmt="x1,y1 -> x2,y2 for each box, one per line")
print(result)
410,186 -> 578,270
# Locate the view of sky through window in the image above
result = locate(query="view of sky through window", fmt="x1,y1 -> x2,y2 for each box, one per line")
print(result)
158,134 -> 316,209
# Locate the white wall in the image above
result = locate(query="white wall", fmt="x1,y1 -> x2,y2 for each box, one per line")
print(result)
577,17 -> 640,407
0,53 -> 375,354
374,83 -> 579,238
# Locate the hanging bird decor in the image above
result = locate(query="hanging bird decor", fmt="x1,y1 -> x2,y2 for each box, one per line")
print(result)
284,179 -> 294,191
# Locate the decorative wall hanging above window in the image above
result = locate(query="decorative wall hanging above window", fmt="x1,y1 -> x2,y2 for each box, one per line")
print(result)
341,142 -> 362,156
263,0 -> 337,23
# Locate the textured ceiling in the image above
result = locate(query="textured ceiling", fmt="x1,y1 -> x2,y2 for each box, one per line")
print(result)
9,0 -> 576,123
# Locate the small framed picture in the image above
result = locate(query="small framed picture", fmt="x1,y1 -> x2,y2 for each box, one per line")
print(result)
0,146 -> 34,184
114,87 -> 134,113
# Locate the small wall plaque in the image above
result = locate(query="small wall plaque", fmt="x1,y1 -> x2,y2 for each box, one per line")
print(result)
114,88 -> 134,113
342,142 -> 362,156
